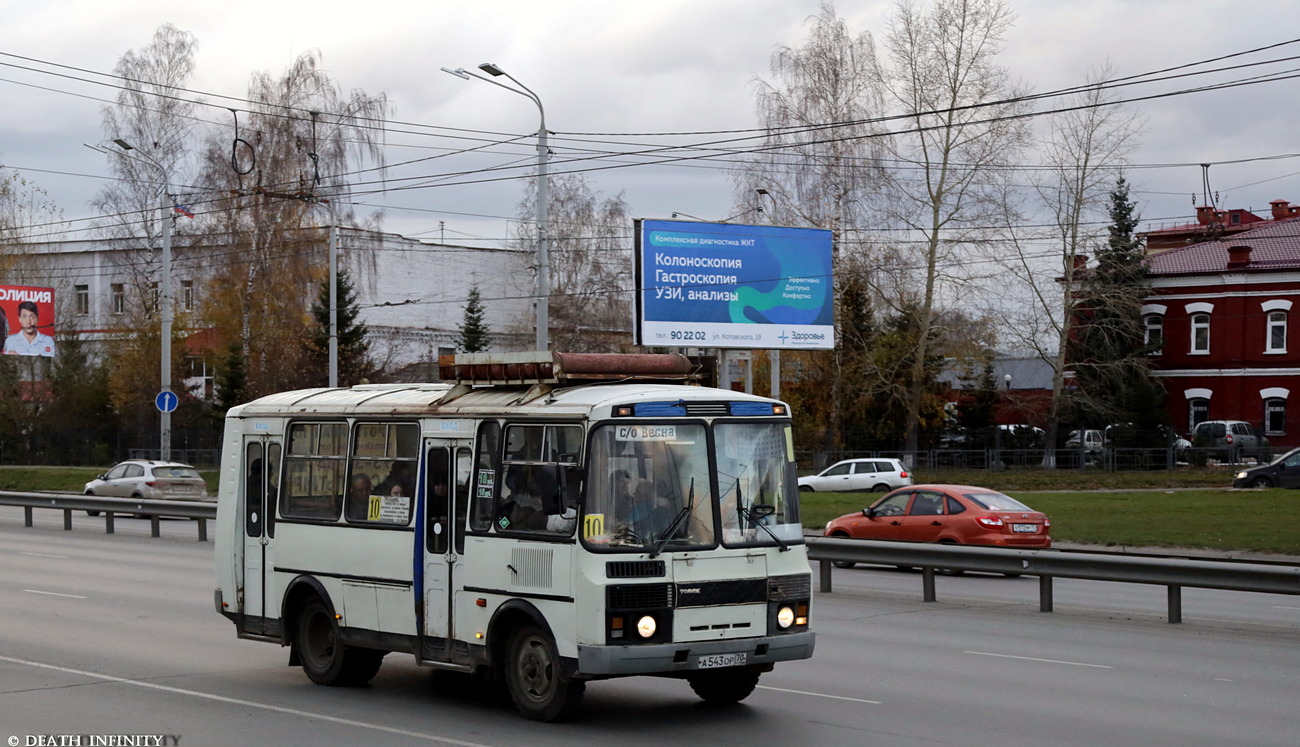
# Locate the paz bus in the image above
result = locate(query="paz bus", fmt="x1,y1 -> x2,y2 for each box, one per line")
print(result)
213,352 -> 814,721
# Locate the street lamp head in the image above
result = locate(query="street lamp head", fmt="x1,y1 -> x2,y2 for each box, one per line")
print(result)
478,62 -> 506,77
440,67 -> 471,80
756,188 -> 769,196
113,138 -> 135,151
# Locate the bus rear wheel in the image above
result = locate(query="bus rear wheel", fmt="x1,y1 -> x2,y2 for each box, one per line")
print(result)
296,597 -> 385,686
504,625 -> 584,722
688,667 -> 761,704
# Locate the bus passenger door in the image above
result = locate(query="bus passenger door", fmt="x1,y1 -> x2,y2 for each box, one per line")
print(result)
241,438 -> 281,636
423,441 -> 471,657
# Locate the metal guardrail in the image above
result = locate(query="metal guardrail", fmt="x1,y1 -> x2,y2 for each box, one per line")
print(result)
807,536 -> 1300,624
0,490 -> 216,541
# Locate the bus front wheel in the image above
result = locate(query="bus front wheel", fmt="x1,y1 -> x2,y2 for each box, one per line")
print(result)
296,597 -> 385,686
688,667 -> 761,704
504,625 -> 584,722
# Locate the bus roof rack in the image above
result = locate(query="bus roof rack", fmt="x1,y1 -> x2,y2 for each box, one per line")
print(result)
438,352 -> 715,388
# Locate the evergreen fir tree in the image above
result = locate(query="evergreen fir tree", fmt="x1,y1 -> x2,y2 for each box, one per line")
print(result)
1068,177 -> 1167,429
456,284 -> 491,353
307,268 -> 373,386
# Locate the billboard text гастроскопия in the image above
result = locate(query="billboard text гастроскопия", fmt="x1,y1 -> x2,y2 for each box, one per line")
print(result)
635,219 -> 834,350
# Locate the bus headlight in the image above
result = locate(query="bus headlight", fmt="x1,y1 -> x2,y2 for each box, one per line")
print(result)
636,615 -> 657,638
776,606 -> 795,629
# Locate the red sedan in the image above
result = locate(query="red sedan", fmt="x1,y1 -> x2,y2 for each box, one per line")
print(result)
823,484 -> 1050,550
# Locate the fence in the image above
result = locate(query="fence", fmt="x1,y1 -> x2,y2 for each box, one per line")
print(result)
0,490 -> 215,541
806,536 -> 1300,623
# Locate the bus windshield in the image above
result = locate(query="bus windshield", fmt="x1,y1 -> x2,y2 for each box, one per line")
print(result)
583,423 -> 715,550
582,420 -> 801,552
715,422 -> 801,547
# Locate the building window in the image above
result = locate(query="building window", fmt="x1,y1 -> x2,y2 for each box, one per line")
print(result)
1265,398 -> 1286,436
1267,311 -> 1287,353
1188,398 -> 1209,433
111,284 -> 125,314
1144,315 -> 1164,354
181,280 -> 194,312
74,285 -> 89,316
1190,313 -> 1210,354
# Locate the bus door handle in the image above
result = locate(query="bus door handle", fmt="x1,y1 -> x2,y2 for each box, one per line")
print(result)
444,552 -> 457,563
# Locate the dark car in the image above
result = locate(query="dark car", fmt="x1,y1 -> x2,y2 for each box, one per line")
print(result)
1233,448 -> 1300,488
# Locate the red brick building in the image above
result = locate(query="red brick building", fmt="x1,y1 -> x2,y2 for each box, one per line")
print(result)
1143,200 -> 1300,447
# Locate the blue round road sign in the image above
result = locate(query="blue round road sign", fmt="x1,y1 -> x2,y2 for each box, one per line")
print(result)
155,391 -> 178,413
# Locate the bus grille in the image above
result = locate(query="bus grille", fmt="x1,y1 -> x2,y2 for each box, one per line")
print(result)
608,583 -> 673,609
768,573 -> 811,601
606,560 -> 666,579
510,547 -> 554,588
674,579 -> 767,607
683,401 -> 731,416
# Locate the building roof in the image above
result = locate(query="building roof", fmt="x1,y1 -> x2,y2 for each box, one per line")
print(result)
1146,216 -> 1300,276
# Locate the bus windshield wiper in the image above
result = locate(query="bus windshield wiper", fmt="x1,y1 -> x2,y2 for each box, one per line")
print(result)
649,478 -> 693,559
737,484 -> 790,551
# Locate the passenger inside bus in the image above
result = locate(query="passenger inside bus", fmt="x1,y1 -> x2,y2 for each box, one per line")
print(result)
499,465 -> 575,534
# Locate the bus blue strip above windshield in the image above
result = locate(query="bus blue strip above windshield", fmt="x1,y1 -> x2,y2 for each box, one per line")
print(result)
634,401 -> 687,417
729,402 -> 777,417
632,401 -> 777,417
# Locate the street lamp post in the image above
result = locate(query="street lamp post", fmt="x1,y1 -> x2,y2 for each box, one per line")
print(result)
442,63 -> 550,351
756,188 -> 780,399
113,139 -> 174,462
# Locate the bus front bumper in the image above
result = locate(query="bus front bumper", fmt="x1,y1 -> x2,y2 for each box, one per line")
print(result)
576,631 -> 815,677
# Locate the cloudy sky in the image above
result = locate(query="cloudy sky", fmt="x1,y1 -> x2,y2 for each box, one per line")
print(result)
3,0 -> 1299,248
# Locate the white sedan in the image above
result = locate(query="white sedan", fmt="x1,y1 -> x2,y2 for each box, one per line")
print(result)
798,458 -> 912,493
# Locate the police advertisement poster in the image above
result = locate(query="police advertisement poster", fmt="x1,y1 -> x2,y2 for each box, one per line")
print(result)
0,285 -> 56,358
634,219 -> 834,350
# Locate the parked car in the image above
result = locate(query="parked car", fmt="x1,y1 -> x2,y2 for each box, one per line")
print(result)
1233,448 -> 1300,488
1191,420 -> 1271,463
84,460 -> 210,501
823,484 -> 1050,568
1065,429 -> 1104,461
798,458 -> 912,493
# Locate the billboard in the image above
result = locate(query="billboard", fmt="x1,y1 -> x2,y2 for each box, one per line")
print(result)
0,285 -> 56,357
635,219 -> 834,350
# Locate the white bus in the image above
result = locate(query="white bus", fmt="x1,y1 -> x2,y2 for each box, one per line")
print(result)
214,352 -> 814,721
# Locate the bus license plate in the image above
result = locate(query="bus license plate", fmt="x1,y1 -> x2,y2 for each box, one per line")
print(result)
697,653 -> 747,669
1012,523 -> 1038,533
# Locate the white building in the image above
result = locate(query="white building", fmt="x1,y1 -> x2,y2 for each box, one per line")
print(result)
5,226 -> 535,393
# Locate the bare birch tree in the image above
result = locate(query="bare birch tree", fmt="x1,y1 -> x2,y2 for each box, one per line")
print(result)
873,0 -> 1031,454
195,50 -> 388,396
993,65 -> 1142,464
515,172 -> 633,352
731,2 -> 889,451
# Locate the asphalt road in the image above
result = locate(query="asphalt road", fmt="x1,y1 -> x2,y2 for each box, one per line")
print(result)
2,508 -> 1298,746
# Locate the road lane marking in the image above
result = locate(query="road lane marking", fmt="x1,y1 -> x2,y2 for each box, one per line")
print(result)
1273,606 -> 1300,611
20,552 -> 69,559
23,589 -> 86,599
758,685 -> 882,704
964,651 -> 1112,669
0,654 -> 493,746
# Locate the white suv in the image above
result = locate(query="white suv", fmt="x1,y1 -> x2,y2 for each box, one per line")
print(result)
798,458 -> 912,493
84,460 -> 210,501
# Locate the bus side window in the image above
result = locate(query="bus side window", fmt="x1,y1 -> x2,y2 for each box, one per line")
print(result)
245,442 -> 264,537
427,447 -> 451,554
469,421 -> 500,533
266,442 -> 281,538
455,447 -> 472,554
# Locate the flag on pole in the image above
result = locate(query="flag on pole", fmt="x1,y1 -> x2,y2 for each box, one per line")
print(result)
173,201 -> 195,218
